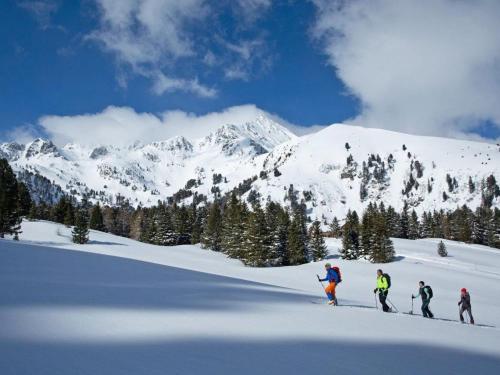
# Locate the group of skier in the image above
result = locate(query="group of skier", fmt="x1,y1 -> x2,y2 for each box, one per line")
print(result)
317,263 -> 475,324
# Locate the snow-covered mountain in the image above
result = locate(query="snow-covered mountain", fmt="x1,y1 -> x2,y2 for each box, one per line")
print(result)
1,115 -> 499,220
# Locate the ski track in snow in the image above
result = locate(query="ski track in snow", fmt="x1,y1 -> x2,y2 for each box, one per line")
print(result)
1,221 -> 500,375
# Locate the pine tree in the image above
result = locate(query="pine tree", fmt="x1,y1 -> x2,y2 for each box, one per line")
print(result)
385,205 -> 401,237
309,220 -> 328,261
329,216 -> 341,238
420,212 -> 432,237
63,203 -> 75,227
360,204 -> 375,257
408,210 -> 420,239
468,176 -> 475,194
153,207 -> 176,246
244,202 -> 269,266
172,204 -> 191,245
0,159 -> 22,239
437,240 -> 447,257
273,206 -> 290,265
17,182 -> 32,217
72,210 -> 89,244
190,204 -> 205,244
264,201 -> 287,266
287,205 -> 308,265
201,201 -> 223,251
89,203 -> 106,231
400,202 -> 409,239
367,213 -> 395,263
340,210 -> 361,259
221,193 -> 247,258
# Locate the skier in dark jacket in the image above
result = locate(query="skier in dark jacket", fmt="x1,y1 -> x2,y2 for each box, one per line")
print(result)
458,288 -> 474,324
412,281 -> 434,318
374,269 -> 391,312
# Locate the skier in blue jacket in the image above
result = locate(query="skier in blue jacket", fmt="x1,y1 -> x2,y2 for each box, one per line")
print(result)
317,263 -> 340,305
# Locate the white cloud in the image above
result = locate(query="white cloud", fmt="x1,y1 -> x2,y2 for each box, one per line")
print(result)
312,0 -> 500,139
37,105 -> 295,147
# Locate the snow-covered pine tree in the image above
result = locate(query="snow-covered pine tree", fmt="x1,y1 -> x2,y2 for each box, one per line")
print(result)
153,206 -> 176,246
0,159 -> 22,239
309,220 -> 328,261
437,240 -> 447,257
340,210 -> 360,260
72,209 -> 89,244
89,202 -> 106,231
201,201 -> 223,251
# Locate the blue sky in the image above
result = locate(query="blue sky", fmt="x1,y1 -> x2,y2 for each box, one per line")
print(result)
1,0 -> 500,144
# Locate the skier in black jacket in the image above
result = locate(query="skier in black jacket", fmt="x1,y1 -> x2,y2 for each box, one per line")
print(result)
412,281 -> 434,318
458,288 -> 474,324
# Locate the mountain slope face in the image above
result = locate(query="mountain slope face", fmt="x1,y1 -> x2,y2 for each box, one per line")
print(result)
1,116 -> 499,221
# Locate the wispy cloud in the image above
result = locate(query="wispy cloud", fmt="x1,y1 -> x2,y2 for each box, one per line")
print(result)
18,0 -> 62,30
151,72 -> 217,98
86,0 -> 273,97
312,0 -> 500,139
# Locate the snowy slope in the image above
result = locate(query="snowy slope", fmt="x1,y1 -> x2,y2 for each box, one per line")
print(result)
1,119 -> 499,220
1,221 -> 500,374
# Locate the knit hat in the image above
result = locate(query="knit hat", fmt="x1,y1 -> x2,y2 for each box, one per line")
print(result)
461,288 -> 467,293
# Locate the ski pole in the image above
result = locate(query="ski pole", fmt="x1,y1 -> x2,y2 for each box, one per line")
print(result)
316,275 -> 327,300
374,293 -> 378,309
410,296 -> 414,315
386,297 -> 399,313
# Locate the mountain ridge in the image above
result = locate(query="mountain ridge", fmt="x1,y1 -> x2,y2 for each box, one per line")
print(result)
1,117 -> 499,221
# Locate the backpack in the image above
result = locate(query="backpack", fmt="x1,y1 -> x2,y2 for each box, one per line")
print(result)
383,273 -> 391,288
332,266 -> 342,283
424,285 -> 433,299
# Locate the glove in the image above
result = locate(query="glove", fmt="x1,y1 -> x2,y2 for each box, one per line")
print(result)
412,295 -> 415,299
458,302 -> 460,306
373,288 -> 378,294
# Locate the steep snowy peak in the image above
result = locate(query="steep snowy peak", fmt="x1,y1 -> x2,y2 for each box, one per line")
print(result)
0,142 -> 25,161
24,138 -> 63,159
198,115 -> 296,157
149,136 -> 194,154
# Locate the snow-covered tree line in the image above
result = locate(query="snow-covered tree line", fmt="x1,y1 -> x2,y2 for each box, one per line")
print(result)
332,201 -> 500,263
